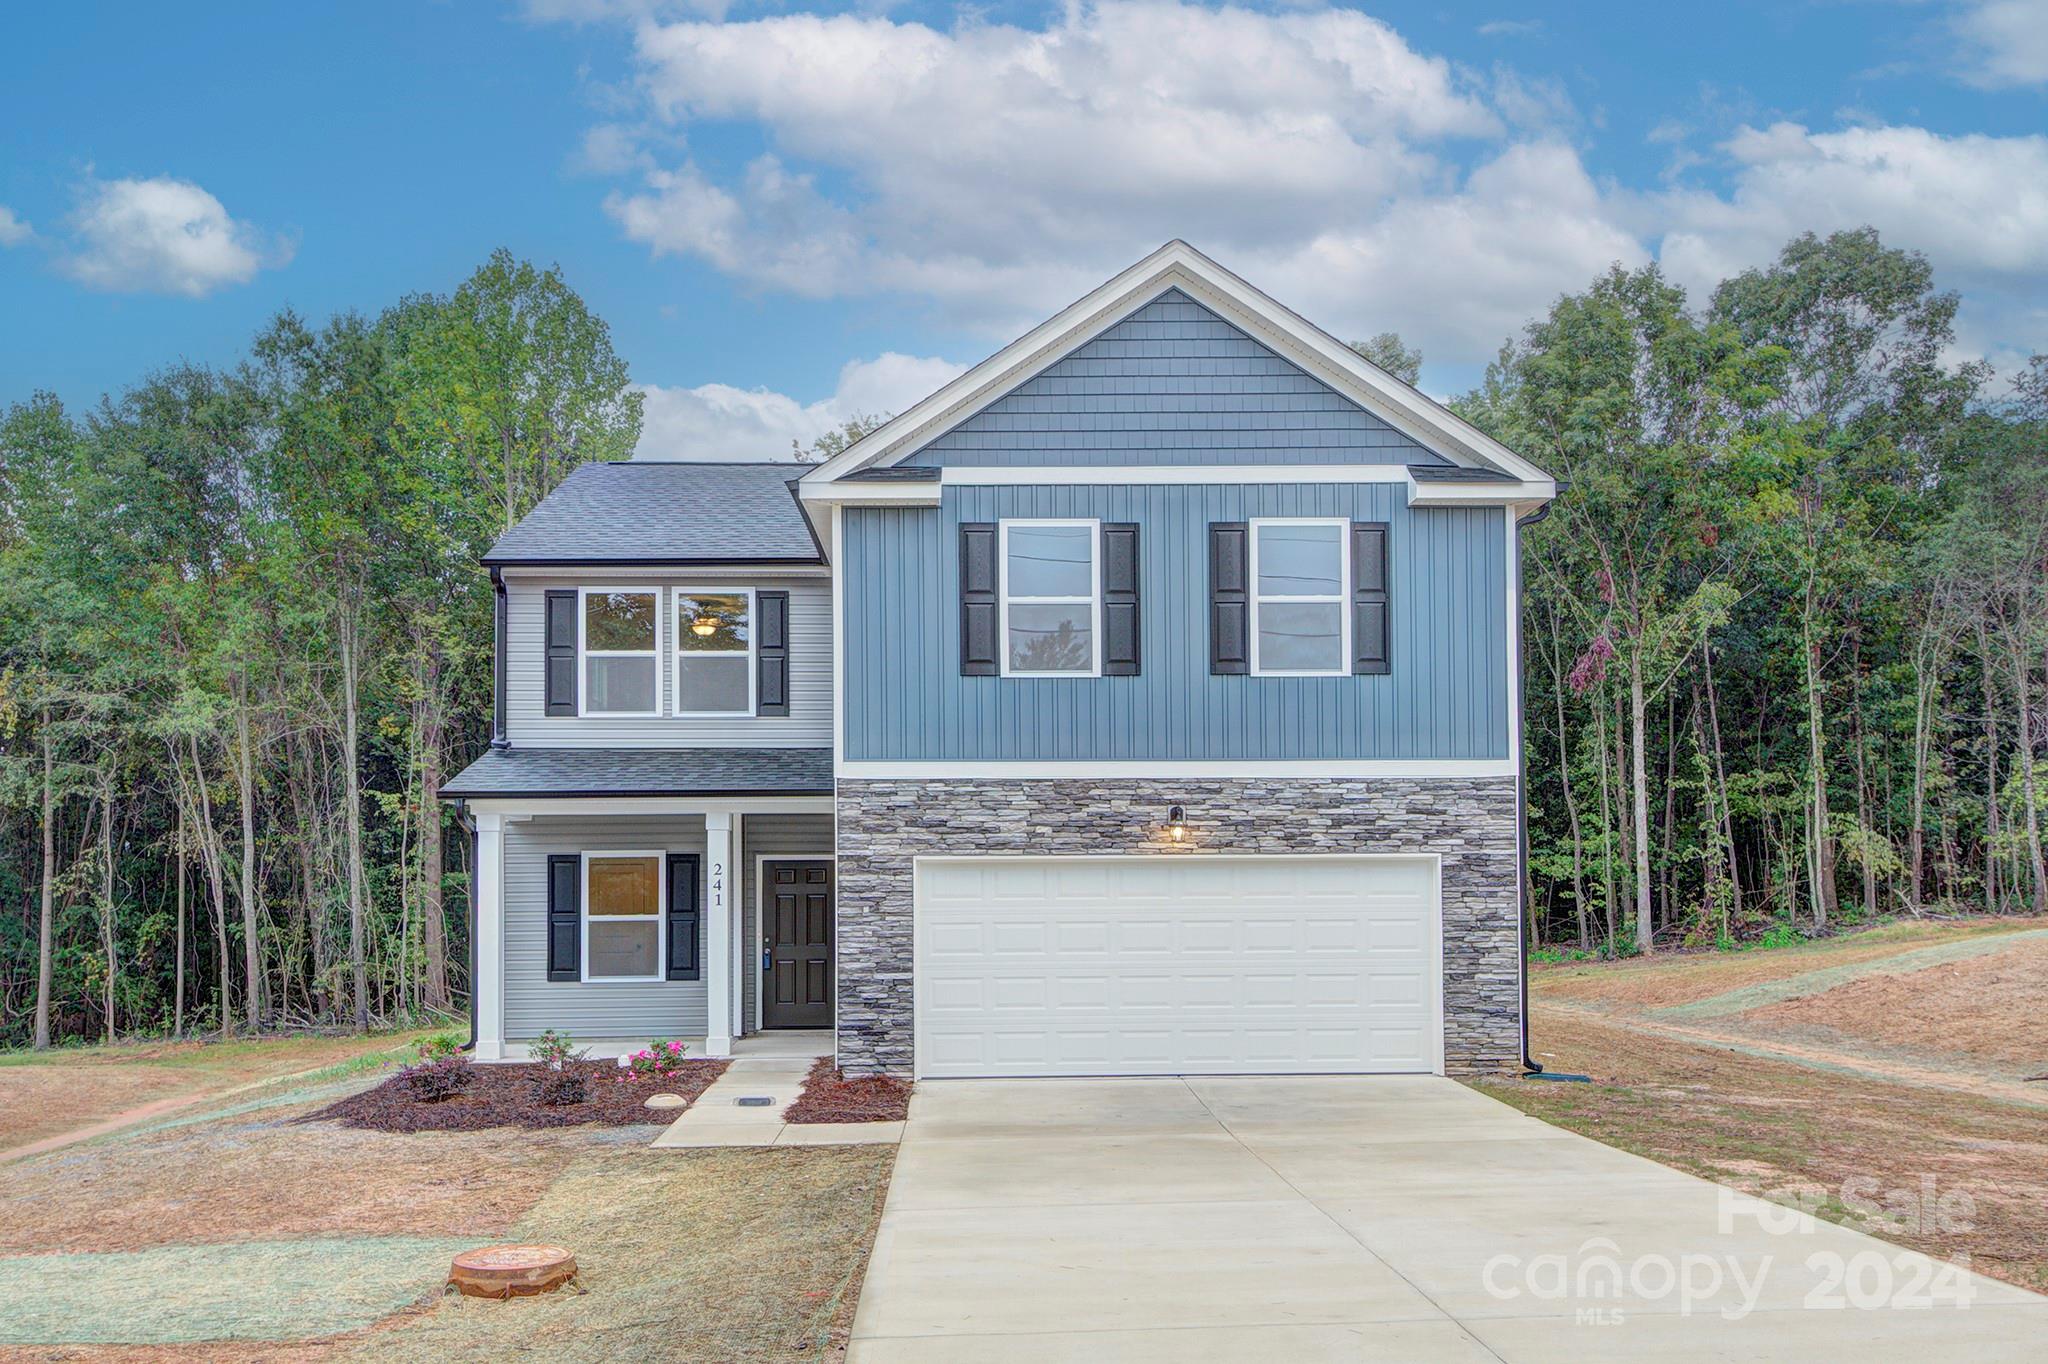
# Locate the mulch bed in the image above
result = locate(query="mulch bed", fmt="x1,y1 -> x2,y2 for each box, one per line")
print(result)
782,1057 -> 911,1124
308,1059 -> 729,1133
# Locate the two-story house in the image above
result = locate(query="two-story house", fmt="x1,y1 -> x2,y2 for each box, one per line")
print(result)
443,241 -> 1558,1079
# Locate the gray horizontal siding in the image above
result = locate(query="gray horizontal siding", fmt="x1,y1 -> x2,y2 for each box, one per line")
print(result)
503,815 -> 707,1042
841,485 -> 1508,762
739,814 -> 835,1030
504,574 -> 831,748
906,290 -> 1447,468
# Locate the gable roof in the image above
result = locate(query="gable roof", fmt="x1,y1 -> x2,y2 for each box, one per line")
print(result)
800,240 -> 1554,492
482,461 -> 823,567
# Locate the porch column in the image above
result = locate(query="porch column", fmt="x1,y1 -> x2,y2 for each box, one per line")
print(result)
473,811 -> 505,1061
704,811 -> 734,1057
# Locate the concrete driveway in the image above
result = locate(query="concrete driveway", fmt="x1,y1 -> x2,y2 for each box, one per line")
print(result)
847,1076 -> 2045,1362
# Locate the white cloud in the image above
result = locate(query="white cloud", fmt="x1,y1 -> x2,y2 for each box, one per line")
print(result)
1652,122 -> 2048,296
1477,19 -> 1542,38
568,1 -> 2048,379
1951,0 -> 2048,89
58,176 -> 290,297
0,206 -> 31,247
635,351 -> 966,459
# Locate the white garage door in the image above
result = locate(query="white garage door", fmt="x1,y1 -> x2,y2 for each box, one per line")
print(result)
914,855 -> 1440,1079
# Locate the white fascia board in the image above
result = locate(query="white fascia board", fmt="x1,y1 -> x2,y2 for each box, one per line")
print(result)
836,759 -> 1516,780
495,564 -> 832,581
795,480 -> 941,506
799,240 -> 1557,489
941,464 -> 1413,486
465,796 -> 834,817
1404,472 -> 1558,507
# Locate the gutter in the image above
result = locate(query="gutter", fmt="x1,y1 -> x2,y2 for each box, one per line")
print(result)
490,569 -> 508,750
1513,499 -> 1554,1076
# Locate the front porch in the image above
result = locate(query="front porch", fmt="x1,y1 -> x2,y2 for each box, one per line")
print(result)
460,789 -> 836,1064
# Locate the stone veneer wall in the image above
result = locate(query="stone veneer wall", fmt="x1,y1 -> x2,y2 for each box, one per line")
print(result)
833,776 -> 1523,1077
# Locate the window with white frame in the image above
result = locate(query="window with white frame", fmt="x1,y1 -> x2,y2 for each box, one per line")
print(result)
581,589 -> 660,715
1251,519 -> 1349,675
674,589 -> 753,715
583,851 -> 664,981
1001,520 -> 1099,675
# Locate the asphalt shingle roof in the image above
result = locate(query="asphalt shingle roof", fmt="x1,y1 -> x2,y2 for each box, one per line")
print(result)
442,746 -> 833,798
481,461 -> 822,566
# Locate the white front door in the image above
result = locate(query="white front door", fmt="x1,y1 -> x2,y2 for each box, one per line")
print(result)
913,855 -> 1442,1079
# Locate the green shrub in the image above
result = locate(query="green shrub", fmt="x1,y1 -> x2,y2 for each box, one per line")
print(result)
415,1031 -> 464,1062
529,1028 -> 584,1070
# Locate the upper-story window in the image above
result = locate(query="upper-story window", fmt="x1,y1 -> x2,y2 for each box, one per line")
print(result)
1001,520 -> 1099,676
1250,519 -> 1349,676
581,588 -> 661,715
675,590 -> 754,715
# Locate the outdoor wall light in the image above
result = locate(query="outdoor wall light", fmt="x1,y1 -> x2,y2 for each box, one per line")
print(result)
1166,804 -> 1187,842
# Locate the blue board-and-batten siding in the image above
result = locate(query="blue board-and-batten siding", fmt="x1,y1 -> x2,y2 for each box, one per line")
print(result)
905,289 -> 1449,468
839,486 -> 1509,763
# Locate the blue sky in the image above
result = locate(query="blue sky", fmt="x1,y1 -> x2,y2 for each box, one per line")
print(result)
3,1 -> 2044,457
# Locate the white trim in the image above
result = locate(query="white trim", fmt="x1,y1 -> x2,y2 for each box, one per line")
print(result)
473,812 -> 506,1061
999,518 -> 1102,678
465,796 -> 833,818
1404,471 -> 1557,506
672,585 -> 757,718
579,849 -> 667,984
830,503 -> 845,770
577,586 -> 662,719
835,759 -> 1516,779
946,464 -> 1414,486
753,853 -> 838,1034
499,564 -> 833,581
704,812 -> 735,1057
1249,518 -> 1350,678
800,241 -> 1557,489
796,480 -> 940,505
910,852 -> 1446,1080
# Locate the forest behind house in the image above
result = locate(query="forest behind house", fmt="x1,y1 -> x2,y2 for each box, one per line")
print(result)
5,228 -> 2045,1048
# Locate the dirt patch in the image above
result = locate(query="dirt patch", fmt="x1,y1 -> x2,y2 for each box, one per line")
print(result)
307,1059 -> 726,1133
1487,1004 -> 2048,1294
0,1099 -> 575,1256
1533,917 -> 2048,1011
330,1146 -> 897,1364
0,1032 -> 429,1156
1742,936 -> 2048,1074
784,1058 -> 911,1124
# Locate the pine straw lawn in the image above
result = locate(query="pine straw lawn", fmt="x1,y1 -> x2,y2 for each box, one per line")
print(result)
783,1057 -> 911,1124
307,1058 -> 727,1133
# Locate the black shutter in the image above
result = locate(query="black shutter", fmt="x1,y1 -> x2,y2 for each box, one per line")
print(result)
756,590 -> 789,716
1209,523 -> 1249,675
543,589 -> 578,716
546,854 -> 580,981
959,522 -> 999,676
666,854 -> 701,981
1102,522 -> 1141,676
1352,521 -> 1390,675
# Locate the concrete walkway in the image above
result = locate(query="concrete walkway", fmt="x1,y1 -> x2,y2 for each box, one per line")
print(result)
848,1075 -> 2046,1361
651,1032 -> 903,1149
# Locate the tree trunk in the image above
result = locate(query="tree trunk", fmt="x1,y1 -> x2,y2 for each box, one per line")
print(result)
419,652 -> 450,1013
1908,617 -> 1939,912
175,801 -> 187,1040
34,714 -> 55,1050
2007,622 -> 2048,913
287,730 -> 327,1021
1630,650 -> 1653,954
1981,624 -> 2004,914
186,733 -> 234,1036
1660,696 -> 1680,932
1548,611 -> 1590,949
1852,643 -> 1877,919
1803,584 -> 1837,931
98,767 -> 116,1044
234,680 -> 262,1032
1702,634 -> 1743,921
1594,685 -> 1618,949
339,589 -> 370,1032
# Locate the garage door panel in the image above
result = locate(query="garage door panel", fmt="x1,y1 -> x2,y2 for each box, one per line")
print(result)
916,856 -> 1440,1078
